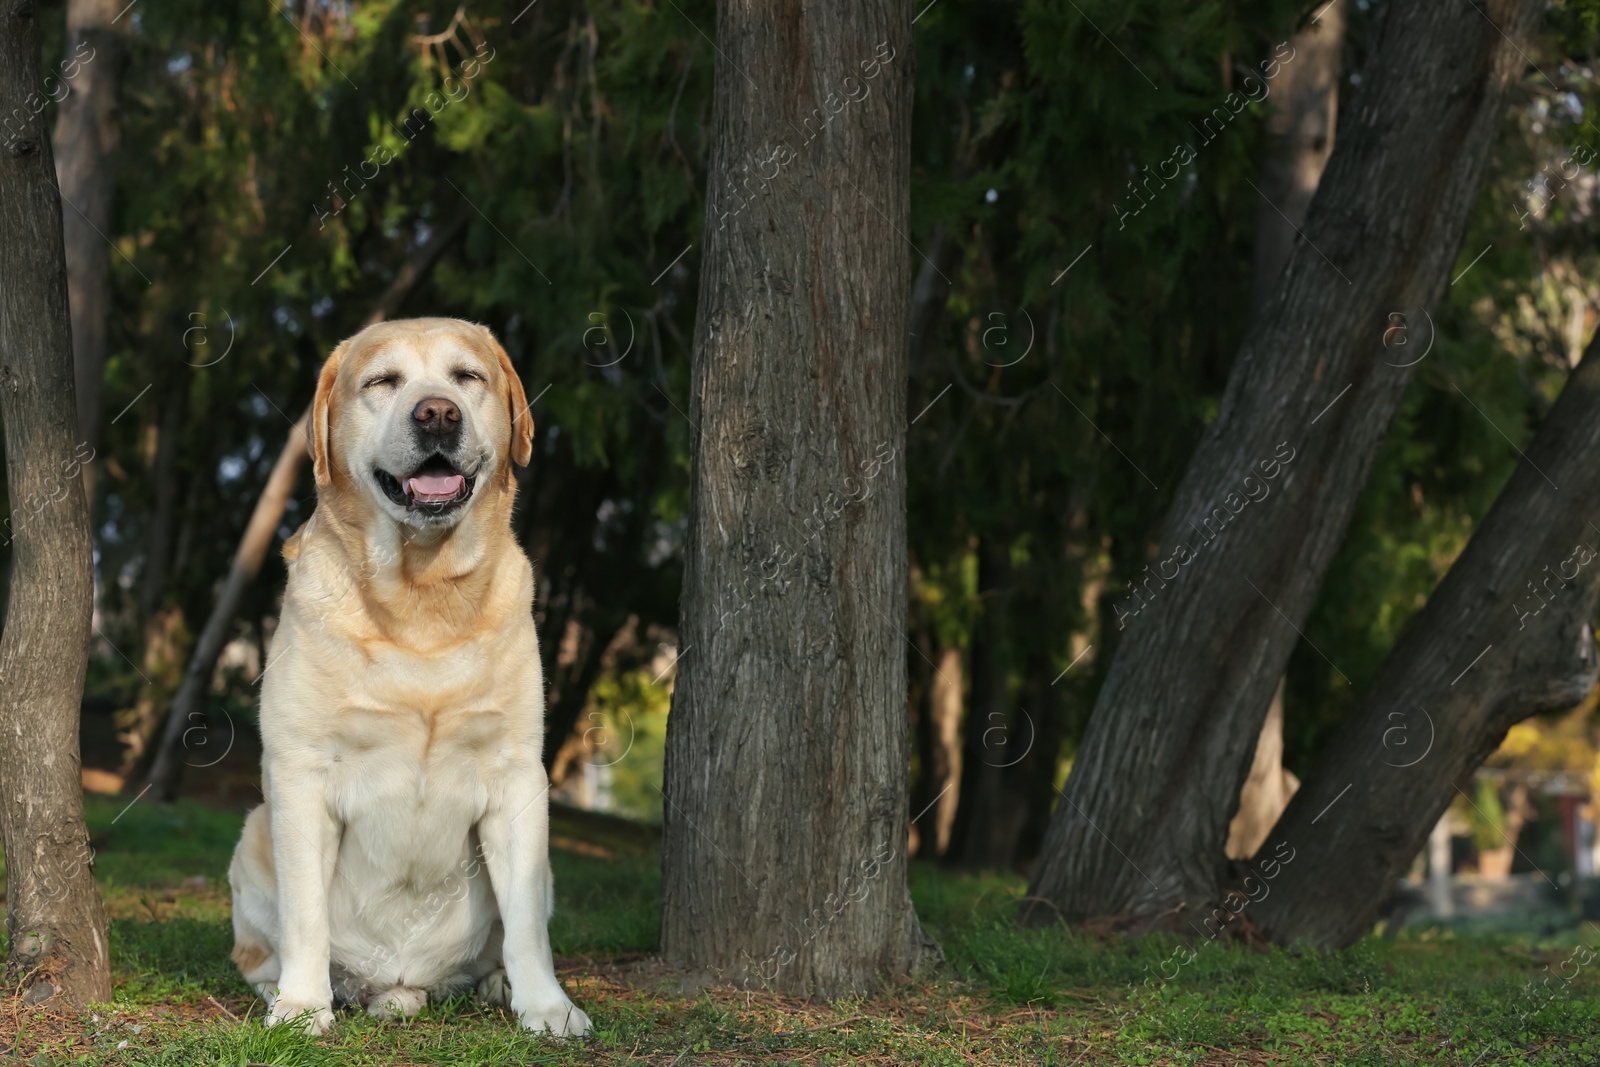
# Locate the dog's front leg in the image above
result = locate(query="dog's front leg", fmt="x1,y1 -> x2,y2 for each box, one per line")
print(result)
264,777 -> 340,1035
478,769 -> 591,1037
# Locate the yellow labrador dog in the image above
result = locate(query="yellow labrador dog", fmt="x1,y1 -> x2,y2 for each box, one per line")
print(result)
227,318 -> 590,1037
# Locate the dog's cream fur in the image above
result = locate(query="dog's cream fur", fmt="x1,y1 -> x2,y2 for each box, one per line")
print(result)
227,318 -> 590,1037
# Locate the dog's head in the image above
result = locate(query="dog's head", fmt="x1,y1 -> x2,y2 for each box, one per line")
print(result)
310,318 -> 533,530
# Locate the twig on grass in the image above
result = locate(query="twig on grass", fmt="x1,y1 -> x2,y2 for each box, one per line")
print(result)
205,995 -> 240,1022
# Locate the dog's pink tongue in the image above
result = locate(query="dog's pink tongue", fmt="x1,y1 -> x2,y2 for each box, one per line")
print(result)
407,473 -> 464,502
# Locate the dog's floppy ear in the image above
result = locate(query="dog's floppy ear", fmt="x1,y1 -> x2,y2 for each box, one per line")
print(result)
310,339 -> 350,488
487,332 -> 534,467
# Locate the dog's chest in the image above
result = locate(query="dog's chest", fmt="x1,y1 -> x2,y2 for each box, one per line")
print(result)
325,700 -> 513,886
318,642 -> 536,825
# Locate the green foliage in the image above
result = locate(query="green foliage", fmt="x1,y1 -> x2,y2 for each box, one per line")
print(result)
6,0 -> 715,722
582,662 -> 671,822
904,0 -> 1310,770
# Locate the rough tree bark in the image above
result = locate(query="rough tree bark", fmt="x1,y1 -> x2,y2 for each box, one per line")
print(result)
659,0 -> 930,995
142,221 -> 463,797
1023,0 -> 1543,930
0,0 -> 110,1005
52,0 -> 128,506
1253,336 -> 1600,946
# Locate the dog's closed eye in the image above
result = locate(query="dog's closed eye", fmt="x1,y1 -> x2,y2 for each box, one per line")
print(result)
451,368 -> 486,385
363,372 -> 402,390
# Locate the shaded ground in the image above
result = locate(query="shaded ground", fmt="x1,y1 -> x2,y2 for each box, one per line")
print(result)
2,795 -> 1598,1065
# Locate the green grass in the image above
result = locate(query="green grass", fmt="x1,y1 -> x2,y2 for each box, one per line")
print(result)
3,796 -> 1599,1064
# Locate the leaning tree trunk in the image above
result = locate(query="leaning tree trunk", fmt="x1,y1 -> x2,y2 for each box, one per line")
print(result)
659,0 -> 929,996
0,0 -> 111,1005
142,408 -> 307,798
1253,336 -> 1600,947
52,0 -> 127,507
1024,0 -> 1543,931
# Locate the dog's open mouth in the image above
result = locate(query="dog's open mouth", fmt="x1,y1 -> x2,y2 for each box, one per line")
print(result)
375,454 -> 476,514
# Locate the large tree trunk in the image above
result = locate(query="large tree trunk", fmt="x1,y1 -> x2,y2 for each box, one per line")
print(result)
659,1 -> 929,996
1023,0 -> 1543,931
52,0 -> 127,507
0,0 -> 110,1005
1253,337 -> 1600,947
141,222 -> 463,797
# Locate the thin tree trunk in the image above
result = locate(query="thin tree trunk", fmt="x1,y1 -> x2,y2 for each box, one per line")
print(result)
143,407 -> 307,798
112,376 -> 188,776
947,538 -> 1031,868
1024,0 -> 1544,931
1476,780 -> 1532,879
1224,682 -> 1299,860
1253,337 -> 1600,947
659,1 -> 929,996
52,0 -> 127,507
0,0 -> 110,1004
1013,654 -> 1067,867
530,463 -> 621,774
912,645 -> 962,858
906,230 -> 960,861
1250,6 -> 1343,318
136,376 -> 186,626
141,222 -> 463,797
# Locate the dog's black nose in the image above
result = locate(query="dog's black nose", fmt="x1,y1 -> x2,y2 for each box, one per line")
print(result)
413,397 -> 461,436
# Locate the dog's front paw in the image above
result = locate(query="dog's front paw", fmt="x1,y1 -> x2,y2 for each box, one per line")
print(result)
265,999 -> 335,1035
519,997 -> 591,1038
